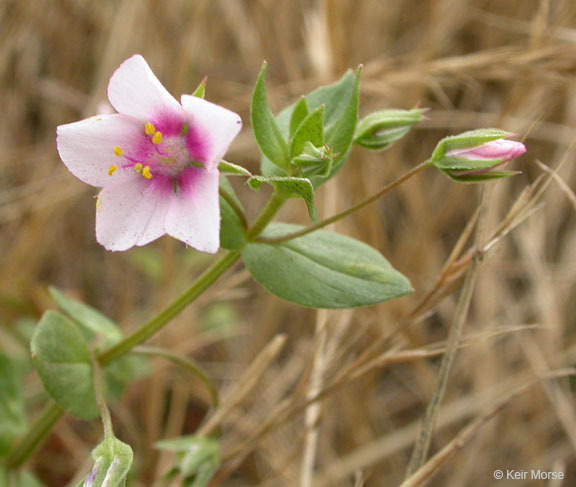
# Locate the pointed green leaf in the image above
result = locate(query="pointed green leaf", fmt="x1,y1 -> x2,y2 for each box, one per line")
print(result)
247,176 -> 318,221
289,105 -> 324,159
261,69 -> 358,185
49,287 -> 122,347
31,311 -> 98,419
251,62 -> 289,169
325,67 -> 361,169
218,161 -> 252,177
243,223 -> 413,309
0,353 -> 27,456
289,97 -> 309,137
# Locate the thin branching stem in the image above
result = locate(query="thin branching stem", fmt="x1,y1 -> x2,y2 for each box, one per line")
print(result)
257,160 -> 431,244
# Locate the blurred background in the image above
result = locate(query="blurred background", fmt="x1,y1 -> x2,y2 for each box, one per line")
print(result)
1,0 -> 575,486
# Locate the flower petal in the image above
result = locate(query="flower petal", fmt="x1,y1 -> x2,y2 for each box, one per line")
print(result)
57,114 -> 147,187
165,167 -> 220,253
107,54 -> 184,128
181,95 -> 242,171
96,175 -> 172,251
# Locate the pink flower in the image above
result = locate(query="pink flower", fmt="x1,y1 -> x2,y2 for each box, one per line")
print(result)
57,54 -> 242,252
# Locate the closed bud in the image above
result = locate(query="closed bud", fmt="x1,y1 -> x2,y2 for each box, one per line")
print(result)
353,108 -> 426,151
431,129 -> 526,182
78,437 -> 133,487
291,141 -> 337,177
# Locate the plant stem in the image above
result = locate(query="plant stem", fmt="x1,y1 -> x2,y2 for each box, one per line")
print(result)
6,188 -> 288,470
219,187 -> 248,229
133,345 -> 219,409
246,191 -> 287,240
5,401 -> 64,468
258,159 -> 432,244
406,185 -> 491,475
98,250 -> 241,365
91,354 -> 114,439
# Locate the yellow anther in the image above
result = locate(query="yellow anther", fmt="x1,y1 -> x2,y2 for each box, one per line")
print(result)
134,163 -> 143,173
145,122 -> 156,135
152,131 -> 163,145
113,146 -> 123,157
108,165 -> 118,176
142,166 -> 152,179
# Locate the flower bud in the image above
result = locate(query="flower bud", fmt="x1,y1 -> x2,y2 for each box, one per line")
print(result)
291,141 -> 336,177
431,129 -> 526,182
80,437 -> 133,487
353,108 -> 426,151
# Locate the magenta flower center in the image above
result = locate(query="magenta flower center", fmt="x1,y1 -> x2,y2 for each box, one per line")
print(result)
108,122 -> 199,183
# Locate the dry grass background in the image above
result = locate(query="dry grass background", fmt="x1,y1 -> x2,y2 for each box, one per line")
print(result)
1,0 -> 576,486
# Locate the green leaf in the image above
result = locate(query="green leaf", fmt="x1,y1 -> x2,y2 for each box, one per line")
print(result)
31,311 -> 98,420
251,62 -> 289,169
247,176 -> 318,221
218,160 -> 252,177
156,435 -> 220,487
289,105 -> 324,159
242,224 -> 412,309
219,176 -> 247,250
261,69 -> 358,185
104,354 -> 149,399
49,287 -> 122,347
77,436 -> 133,487
0,353 -> 27,456
324,67 -> 361,173
289,97 -> 309,137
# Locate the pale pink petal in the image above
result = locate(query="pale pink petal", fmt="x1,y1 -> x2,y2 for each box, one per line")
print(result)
96,175 -> 172,251
447,140 -> 526,161
57,114 -> 147,187
107,54 -> 185,129
180,95 -> 242,171
165,168 -> 220,253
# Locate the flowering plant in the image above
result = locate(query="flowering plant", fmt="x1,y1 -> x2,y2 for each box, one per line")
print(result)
1,55 -> 526,486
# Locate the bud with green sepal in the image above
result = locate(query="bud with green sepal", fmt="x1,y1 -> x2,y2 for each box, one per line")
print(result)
291,142 -> 338,178
431,128 -> 526,183
76,436 -> 133,487
353,108 -> 426,151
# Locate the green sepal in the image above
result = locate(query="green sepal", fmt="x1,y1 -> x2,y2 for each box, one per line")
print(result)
156,435 -> 220,487
247,176 -> 318,221
431,128 -> 513,165
31,311 -> 98,420
291,142 -> 336,178
251,62 -> 289,170
289,105 -> 324,159
289,97 -> 309,137
445,170 -> 520,183
242,223 -> 413,309
0,353 -> 27,456
218,161 -> 252,177
192,77 -> 207,99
